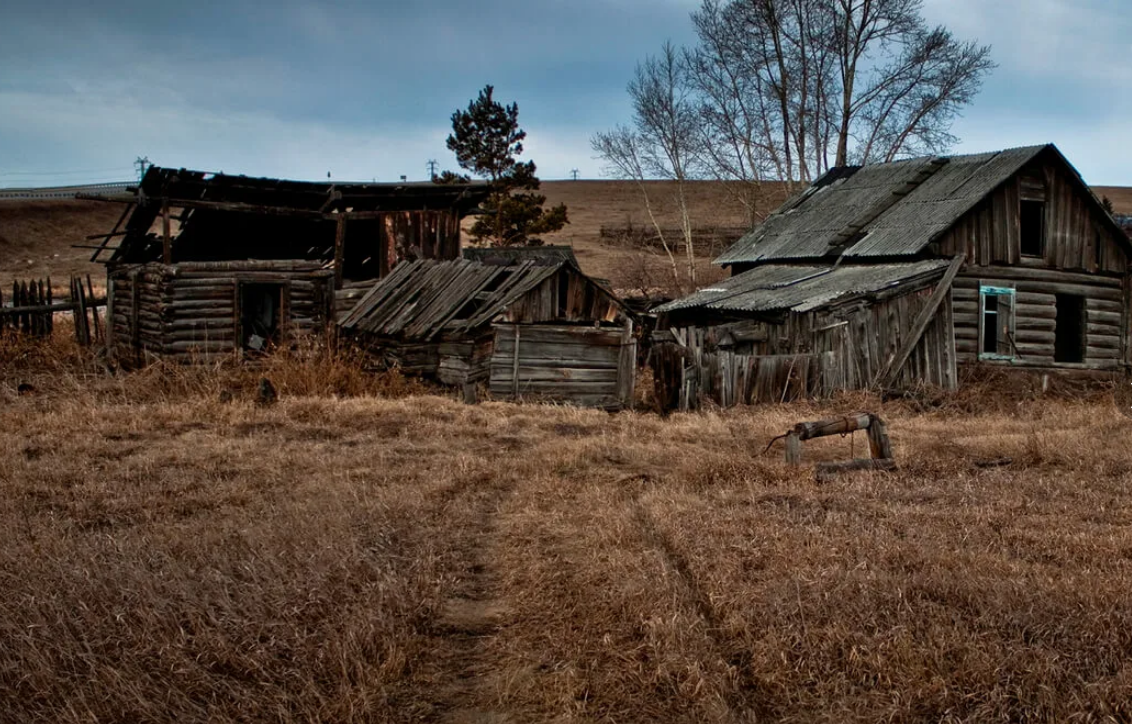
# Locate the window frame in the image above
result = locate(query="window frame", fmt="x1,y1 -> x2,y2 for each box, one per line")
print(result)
979,285 -> 1017,361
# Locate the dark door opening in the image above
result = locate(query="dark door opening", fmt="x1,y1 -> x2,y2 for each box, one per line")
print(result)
1054,294 -> 1085,363
240,283 -> 284,352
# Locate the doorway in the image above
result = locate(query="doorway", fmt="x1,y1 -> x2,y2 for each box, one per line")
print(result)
240,283 -> 285,352
1054,294 -> 1085,363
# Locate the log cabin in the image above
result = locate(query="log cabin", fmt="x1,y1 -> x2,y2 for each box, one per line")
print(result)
340,258 -> 636,409
86,167 -> 488,364
657,144 -> 1131,408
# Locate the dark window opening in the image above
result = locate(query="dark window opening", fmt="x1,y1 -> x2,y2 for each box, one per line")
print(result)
240,283 -> 284,352
980,286 -> 1015,359
1020,200 -> 1045,257
557,272 -> 571,317
1054,294 -> 1085,363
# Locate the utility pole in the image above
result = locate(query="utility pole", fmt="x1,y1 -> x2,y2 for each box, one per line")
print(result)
134,156 -> 151,182
427,159 -> 438,180
571,168 -> 580,181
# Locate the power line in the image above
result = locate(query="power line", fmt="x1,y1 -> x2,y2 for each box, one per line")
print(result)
571,168 -> 580,181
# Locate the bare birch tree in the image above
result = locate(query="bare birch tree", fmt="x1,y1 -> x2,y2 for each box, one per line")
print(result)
690,0 -> 994,182
592,42 -> 703,291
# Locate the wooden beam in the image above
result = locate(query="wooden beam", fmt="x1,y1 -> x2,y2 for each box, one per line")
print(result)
334,215 -> 347,289
878,254 -> 966,389
793,413 -> 872,441
162,199 -> 172,264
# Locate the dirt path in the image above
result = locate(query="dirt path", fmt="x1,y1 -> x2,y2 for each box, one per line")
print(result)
425,473 -> 515,723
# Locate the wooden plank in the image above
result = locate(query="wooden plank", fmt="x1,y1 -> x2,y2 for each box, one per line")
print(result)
511,325 -> 521,397
878,254 -> 964,388
617,319 -> 636,409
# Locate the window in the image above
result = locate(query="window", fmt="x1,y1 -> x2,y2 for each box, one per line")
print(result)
1054,294 -> 1085,363
239,282 -> 285,352
1020,200 -> 1045,257
980,286 -> 1016,360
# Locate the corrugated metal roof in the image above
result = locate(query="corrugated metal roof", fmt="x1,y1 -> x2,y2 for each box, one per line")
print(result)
715,145 -> 1049,265
653,259 -> 952,316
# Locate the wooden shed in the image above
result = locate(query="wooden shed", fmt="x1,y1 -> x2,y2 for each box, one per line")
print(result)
664,144 -> 1132,407
339,258 -> 636,409
87,167 -> 488,363
653,258 -> 960,410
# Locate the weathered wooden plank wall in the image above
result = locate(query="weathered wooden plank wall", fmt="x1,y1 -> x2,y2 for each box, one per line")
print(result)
656,280 -> 956,410
937,160 -> 1126,273
489,322 -> 635,409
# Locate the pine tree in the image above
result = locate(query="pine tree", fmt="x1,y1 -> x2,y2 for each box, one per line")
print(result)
445,85 -> 567,246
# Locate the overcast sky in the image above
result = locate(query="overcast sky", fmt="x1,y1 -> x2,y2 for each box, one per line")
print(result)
1,0 -> 1129,187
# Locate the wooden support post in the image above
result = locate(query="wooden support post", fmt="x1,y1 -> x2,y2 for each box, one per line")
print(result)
462,380 -> 478,405
334,215 -> 347,290
510,324 -> 521,398
866,414 -> 893,460
162,199 -> 172,264
785,431 -> 802,465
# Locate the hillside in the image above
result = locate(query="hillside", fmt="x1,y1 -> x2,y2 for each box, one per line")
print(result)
0,181 -> 1129,295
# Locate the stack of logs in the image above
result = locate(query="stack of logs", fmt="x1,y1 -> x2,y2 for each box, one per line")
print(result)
784,412 -> 896,483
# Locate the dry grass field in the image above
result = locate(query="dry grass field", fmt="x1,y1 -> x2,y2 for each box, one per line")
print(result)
2,333 -> 1132,722
1,181 -> 1132,722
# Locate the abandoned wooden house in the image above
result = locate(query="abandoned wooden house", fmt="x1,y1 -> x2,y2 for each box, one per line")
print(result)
339,258 -> 636,409
657,144 -> 1131,408
86,167 -> 488,363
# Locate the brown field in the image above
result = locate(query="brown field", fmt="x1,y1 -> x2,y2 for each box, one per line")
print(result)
1,333 -> 1132,722
1,182 -> 1132,721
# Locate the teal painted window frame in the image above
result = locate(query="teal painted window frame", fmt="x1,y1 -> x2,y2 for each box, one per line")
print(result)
979,285 -> 1016,361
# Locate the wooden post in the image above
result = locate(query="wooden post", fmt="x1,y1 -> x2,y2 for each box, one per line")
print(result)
866,414 -> 893,459
45,279 -> 53,335
462,380 -> 478,405
334,215 -> 347,290
86,275 -> 101,342
510,324 -> 521,398
162,199 -> 172,264
616,318 -> 636,409
785,431 -> 802,465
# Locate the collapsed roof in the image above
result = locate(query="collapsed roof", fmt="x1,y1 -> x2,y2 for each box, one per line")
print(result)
340,257 -> 625,342
89,167 -> 489,265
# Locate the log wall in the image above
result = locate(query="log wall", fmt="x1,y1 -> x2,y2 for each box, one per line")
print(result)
108,261 -> 335,364
951,267 -> 1129,369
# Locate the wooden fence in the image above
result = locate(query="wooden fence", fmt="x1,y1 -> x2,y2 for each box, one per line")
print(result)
653,342 -> 828,412
0,275 -> 106,345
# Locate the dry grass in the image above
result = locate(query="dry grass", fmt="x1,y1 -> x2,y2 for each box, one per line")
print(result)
2,335 -> 1132,721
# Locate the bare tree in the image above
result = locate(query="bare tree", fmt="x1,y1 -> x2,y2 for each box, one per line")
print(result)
592,42 -> 703,291
688,0 -> 993,182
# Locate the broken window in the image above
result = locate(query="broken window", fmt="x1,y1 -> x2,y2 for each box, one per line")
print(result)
240,282 -> 285,352
1054,294 -> 1085,363
980,286 -> 1015,360
1020,200 -> 1045,257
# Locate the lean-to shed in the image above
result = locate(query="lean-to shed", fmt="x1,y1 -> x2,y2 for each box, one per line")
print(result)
659,144 -> 1132,408
85,167 -> 488,364
340,258 -> 636,409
